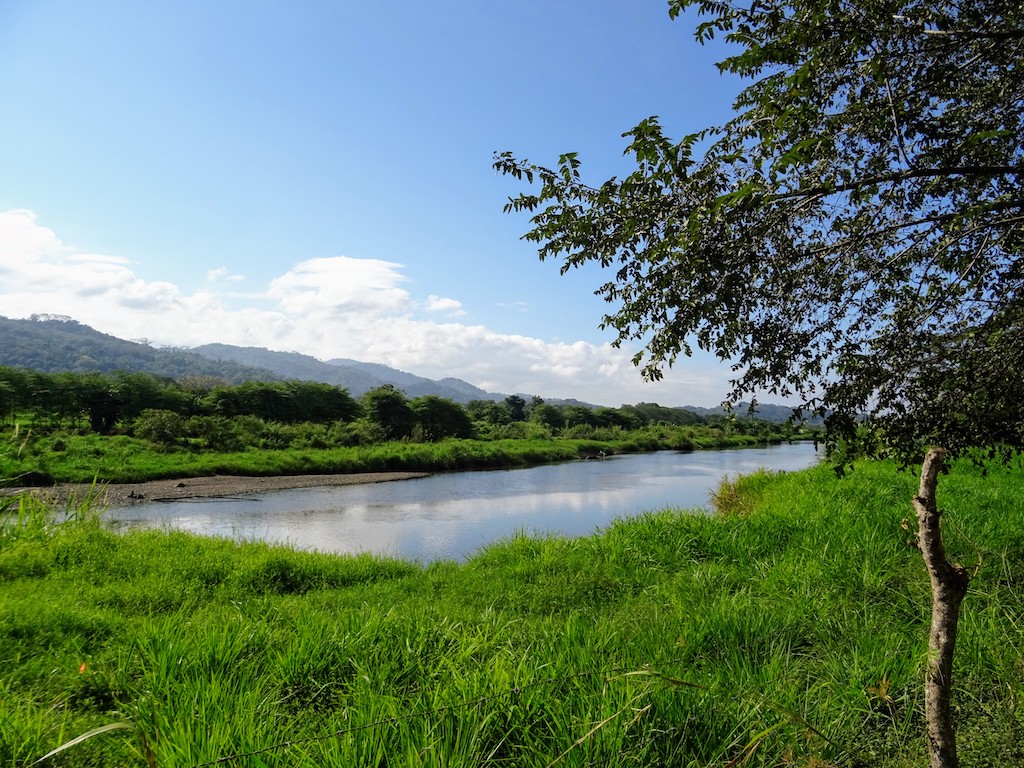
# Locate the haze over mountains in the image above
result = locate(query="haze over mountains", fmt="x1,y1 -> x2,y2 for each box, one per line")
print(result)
0,315 -> 534,403
0,315 -> 807,422
191,343 -> 497,403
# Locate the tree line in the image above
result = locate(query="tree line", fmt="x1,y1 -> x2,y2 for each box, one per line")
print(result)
0,366 -> 793,447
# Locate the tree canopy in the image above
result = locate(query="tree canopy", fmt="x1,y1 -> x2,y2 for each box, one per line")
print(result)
496,0 -> 1023,463
361,385 -> 416,441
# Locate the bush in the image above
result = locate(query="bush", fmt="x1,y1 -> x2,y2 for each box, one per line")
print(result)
132,409 -> 188,448
330,419 -> 386,447
488,421 -> 553,440
561,424 -> 625,441
186,415 -> 243,452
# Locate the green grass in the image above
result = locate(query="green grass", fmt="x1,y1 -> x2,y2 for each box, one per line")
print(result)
0,428 -> 788,485
1,457 -> 1022,766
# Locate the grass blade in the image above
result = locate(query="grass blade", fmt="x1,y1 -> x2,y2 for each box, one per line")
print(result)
34,722 -> 134,764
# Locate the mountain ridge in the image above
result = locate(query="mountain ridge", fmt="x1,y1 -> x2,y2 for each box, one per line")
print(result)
0,315 -> 280,384
0,316 -> 509,403
196,345 -> 495,403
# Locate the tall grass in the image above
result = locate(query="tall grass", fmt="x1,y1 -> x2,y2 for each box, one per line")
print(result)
1,457 -> 1021,766
0,427 -> 793,486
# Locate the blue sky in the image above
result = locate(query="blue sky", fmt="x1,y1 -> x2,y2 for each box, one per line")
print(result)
0,0 -> 746,407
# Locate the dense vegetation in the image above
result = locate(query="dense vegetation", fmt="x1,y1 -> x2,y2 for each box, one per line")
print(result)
0,366 -> 804,486
2,457 -> 1021,767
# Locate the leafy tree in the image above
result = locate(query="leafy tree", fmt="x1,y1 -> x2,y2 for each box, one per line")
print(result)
0,367 -> 33,419
361,385 -> 415,441
465,399 -> 511,426
133,408 -> 188,448
173,376 -> 227,416
27,371 -> 67,426
529,402 -> 565,431
562,405 -> 597,428
176,375 -> 229,396
593,407 -> 642,430
113,372 -> 175,422
206,380 -> 359,424
0,381 -> 13,425
410,396 -> 476,441
209,381 -> 291,422
621,402 -> 703,427
186,415 -> 243,452
497,2 -> 1023,765
284,381 -> 360,424
71,373 -> 124,435
503,394 -> 527,422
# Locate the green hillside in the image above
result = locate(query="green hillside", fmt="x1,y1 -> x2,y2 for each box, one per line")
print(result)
0,315 -> 278,383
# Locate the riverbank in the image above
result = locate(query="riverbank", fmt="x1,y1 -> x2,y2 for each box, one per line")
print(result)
16,470 -> 431,508
1,429 -> 794,486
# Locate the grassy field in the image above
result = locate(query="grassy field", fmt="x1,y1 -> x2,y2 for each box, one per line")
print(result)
1,456 -> 1022,767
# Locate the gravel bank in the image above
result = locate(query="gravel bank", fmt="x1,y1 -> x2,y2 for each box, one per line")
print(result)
9,472 -> 431,508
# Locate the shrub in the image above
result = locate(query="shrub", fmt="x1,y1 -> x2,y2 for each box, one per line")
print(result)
132,409 -> 188,448
186,415 -> 243,452
488,421 -> 553,440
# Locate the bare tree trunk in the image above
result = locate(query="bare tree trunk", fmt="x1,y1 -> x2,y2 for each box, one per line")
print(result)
913,447 -> 970,768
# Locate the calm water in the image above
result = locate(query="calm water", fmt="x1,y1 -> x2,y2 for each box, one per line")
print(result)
106,442 -> 819,563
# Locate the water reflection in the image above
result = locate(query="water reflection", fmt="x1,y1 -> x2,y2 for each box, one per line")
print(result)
107,443 -> 819,563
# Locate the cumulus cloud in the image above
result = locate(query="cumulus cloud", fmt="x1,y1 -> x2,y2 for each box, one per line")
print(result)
0,210 -> 186,316
267,256 -> 411,317
424,295 -> 465,316
0,209 -> 732,406
0,209 -> 75,260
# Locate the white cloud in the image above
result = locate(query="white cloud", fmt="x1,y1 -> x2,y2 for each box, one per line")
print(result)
206,267 -> 245,283
496,300 -> 530,313
0,209 -> 733,407
0,209 -> 74,260
267,256 -> 411,317
424,294 -> 465,316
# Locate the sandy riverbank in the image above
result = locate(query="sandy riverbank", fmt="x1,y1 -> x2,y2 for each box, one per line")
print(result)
9,472 -> 431,508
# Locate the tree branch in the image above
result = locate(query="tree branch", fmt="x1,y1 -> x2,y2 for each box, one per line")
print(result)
768,166 -> 1024,203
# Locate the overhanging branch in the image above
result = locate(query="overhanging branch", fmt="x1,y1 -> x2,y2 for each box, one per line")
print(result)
768,166 -> 1024,203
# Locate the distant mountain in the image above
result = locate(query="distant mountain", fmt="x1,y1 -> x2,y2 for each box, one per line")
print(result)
0,316 -> 507,402
0,315 -> 280,383
191,345 -> 377,393
326,358 -> 494,401
682,401 -> 823,426
192,347 -> 500,402
437,377 -> 492,399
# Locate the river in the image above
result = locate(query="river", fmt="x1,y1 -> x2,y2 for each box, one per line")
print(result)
106,442 -> 820,563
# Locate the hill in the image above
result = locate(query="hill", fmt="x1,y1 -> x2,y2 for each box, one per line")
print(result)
326,358 -> 493,401
682,401 -> 824,426
0,315 -> 278,383
0,316 -> 503,402
193,347 -> 496,402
